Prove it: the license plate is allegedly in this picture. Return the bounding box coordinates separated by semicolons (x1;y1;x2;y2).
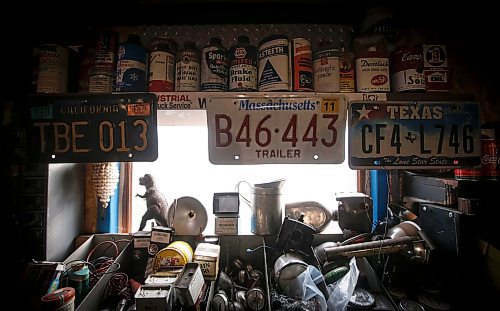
348;101;481;169
207;95;347;164
28;93;158;163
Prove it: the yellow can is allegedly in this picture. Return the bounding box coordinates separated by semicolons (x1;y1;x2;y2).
152;241;193;273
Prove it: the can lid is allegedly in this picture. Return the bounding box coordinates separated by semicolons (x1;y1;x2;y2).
259;35;288;46
41;287;75;307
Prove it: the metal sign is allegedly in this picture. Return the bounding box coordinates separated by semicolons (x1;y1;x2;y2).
348;101;481;169
206;95;347;164
28;93;158;163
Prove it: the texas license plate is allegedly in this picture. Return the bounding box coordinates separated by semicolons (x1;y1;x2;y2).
348;101;481;169
207;95;347;164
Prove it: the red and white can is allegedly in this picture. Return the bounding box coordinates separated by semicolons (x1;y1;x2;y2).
455;129;499;180
291;38;313;91
149;37;177;92
391;46;425;92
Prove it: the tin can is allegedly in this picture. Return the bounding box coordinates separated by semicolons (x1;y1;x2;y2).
291;38;313;91
41;287;75;311
67;264;90;305
314;47;340;92
194;243;220;281
77;47;95;92
152;241;193;273
176;41;201;91
258;35;289;91
149;37;177;92
356;48;390;92
340;48;355;92
94;30;118;72
423;45;450;92
201;37;228;91
37;44;69;93
88;67;114;93
116;34;148;92
455;129;499;180
391;46;425;92
229;36;258;91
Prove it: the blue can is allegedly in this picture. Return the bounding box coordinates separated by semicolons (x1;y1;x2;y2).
116;34;148;92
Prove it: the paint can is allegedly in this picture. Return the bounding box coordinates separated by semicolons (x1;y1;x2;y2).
291;38;313;91
176;41;201;91
314;44;340;92
258;35;289;91
41;287;75;311
391;46;425;92
149;37;177;92
37;44;69;93
229;35;258;91
116;34;148;92
201;37;228;91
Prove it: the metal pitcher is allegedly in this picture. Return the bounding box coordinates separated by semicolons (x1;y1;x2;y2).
238;180;284;235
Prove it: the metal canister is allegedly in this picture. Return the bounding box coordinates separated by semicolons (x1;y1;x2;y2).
314;45;340;92
455;129;499;180
291;38;313;91
176;41;201;91
258;35;289;91
67;264;90;305
340;46;355;92
201;37;228;91
37;44;69;93
273;253;308;298
229;35;258;91
94;30;118;72
116;34;148;92
149;37;177;92
88;67;114;93
152;241;193;273
391;46;425;92
41;287;75;311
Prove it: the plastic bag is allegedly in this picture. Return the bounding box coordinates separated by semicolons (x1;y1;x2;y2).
298;265;328;311
326;257;360;311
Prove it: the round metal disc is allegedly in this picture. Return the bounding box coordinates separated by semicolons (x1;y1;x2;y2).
168;196;208;235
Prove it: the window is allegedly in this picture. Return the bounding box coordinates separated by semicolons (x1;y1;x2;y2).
131;111;357;233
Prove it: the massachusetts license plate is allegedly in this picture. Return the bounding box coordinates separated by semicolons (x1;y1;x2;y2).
207;95;347;164
348;101;481;169
28;93;158;163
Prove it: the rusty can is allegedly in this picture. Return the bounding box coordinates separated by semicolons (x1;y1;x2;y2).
291;38;313;91
391;46;425;92
37;44;70;93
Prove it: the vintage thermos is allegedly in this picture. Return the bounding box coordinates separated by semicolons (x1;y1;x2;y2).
116;34;148;92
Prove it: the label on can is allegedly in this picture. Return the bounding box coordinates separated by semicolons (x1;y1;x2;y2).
314;49;340;92
37;44;69;93
116;43;147;92
201;46;228;91
229;47;258;91
215;217;238;235
391;46;425;92
176;52;200;91
340;51;355;92
292;38;313;91
89;70;114;93
356;55;390;92
94;31;118;72
149;50;176;91
423;45;450;92
258;36;289;91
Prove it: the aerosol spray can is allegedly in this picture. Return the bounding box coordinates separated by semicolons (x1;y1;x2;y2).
149;37;177;92
116;34;148;92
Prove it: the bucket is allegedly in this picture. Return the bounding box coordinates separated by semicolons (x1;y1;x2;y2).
238;181;284;235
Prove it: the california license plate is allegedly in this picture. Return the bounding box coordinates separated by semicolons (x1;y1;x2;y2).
207;94;347;164
348;101;481;169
